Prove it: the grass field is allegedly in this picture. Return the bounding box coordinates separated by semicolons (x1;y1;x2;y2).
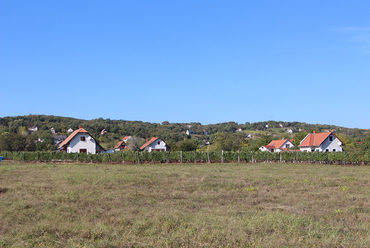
1;161;370;247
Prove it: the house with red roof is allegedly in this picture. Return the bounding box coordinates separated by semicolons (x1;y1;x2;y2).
114;140;127;151
122;136;132;143
259;139;294;153
58;126;105;154
299;131;343;152
140;137;167;152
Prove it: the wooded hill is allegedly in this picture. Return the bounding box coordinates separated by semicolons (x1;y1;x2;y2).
0;115;369;152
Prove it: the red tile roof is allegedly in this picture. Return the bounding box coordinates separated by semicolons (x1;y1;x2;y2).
265;139;290;149
58;127;88;149
140;137;160;150
122;136;130;140
58;127;105;151
299;131;339;147
114;140;127;149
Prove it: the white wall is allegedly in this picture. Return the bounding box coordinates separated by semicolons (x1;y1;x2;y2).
144;139;167;152
320;135;343;152
67;133;97;154
300;135;343;152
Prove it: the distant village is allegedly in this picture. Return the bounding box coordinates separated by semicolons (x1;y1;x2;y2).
28;124;345;155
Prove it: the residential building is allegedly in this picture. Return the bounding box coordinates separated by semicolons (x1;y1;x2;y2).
58;126;105;154
122;136;132;143
259;139;294;153
114;140;127;151
140;137;167;152
299;131;343;152
186;130;195;135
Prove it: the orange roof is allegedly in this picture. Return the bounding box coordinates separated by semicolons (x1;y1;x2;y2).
265;139;290;149
140;137;160;150
122;136;130;140
58;128;88;149
114;140;126;149
299;131;337;147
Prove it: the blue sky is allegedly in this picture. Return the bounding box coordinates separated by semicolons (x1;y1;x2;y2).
1;1;369;129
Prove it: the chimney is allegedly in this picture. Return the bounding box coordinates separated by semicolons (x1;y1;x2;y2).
313;131;317;134
147;138;149;142
79;125;83;129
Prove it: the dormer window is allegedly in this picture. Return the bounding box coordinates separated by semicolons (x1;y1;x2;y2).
81;136;86;141
329;136;333;142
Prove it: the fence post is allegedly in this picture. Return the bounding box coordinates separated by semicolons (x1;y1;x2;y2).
238;150;240;163
194;151;196;164
344;151;346;165
296;152;298;163
280;153;282;163
23;151;25;162
180;151;183;163
137;151;140;164
76;153;78;163
122;152;125;164
251;152;254;163
166;151;169;163
207;150;210;164
221;150;224;163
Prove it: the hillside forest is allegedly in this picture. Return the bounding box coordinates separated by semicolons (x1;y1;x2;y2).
0;115;369;152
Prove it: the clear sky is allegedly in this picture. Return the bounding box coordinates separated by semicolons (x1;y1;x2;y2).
1;1;369;128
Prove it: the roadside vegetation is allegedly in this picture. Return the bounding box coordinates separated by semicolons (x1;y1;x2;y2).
1;162;370;247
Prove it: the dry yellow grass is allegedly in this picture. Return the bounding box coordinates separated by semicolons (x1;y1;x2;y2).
0;162;370;247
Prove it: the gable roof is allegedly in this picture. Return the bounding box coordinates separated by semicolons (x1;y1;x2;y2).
58;127;105;151
114;140;127;149
264;139;290;149
140;137;163;150
299;131;340;147
122;136;131;140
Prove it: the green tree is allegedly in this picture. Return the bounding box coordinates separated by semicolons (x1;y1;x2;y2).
177;139;198;151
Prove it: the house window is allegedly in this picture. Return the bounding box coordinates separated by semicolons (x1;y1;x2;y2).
286;144;290;148
79;149;87;154
326;149;329;152
329;136;333;142
332;149;336;152
81;136;86;141
158;141;160;145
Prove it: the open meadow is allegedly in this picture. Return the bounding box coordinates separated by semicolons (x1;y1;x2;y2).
1;161;370;247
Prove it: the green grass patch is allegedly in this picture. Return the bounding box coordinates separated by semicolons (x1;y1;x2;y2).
1;162;370;247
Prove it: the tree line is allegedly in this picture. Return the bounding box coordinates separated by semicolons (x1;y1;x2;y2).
0;115;369;152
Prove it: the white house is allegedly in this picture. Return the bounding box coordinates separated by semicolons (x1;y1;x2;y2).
114;140;127;151
287;129;293;134
140;137;167;152
67;128;73;133
122;136;132;143
299;131;343;152
259;139;294;153
236;128;242;132
186;130;195;135
58;126;105;154
28;126;38;132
